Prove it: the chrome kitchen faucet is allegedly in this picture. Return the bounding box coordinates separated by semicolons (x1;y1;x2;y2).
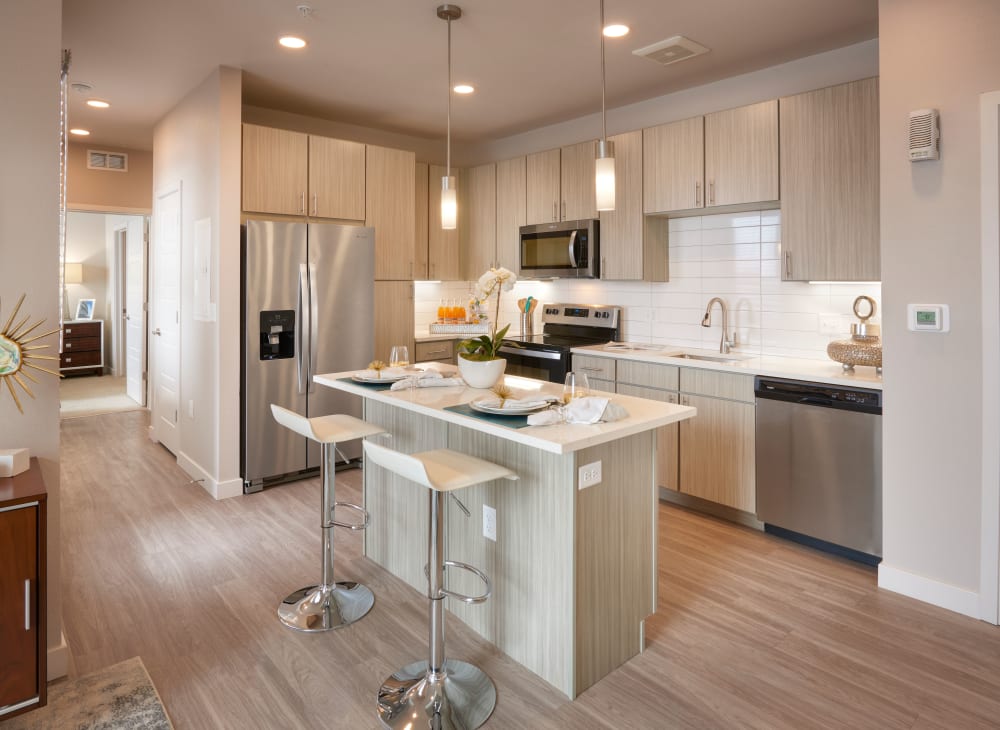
702;297;734;354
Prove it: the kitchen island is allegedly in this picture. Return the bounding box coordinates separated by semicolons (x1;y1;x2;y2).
315;370;695;699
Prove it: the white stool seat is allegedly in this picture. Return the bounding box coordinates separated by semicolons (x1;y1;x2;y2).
363;441;517;492
271;404;386;444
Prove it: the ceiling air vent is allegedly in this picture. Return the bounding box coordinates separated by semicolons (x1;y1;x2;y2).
633;35;710;66
87;150;128;172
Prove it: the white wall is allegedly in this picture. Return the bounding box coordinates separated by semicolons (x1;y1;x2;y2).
878;0;1000;617
415;210;882;362
0;0;66;678
152;66;243;499
65;211;110;332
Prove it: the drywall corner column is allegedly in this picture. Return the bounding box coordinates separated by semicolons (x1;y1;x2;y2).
0;0;66;678
878;0;1000;617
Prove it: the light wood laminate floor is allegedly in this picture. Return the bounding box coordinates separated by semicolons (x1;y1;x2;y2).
55;411;1000;729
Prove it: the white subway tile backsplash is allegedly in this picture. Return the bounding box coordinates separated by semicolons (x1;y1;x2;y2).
412;210;881;361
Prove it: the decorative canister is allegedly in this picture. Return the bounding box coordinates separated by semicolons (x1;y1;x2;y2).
826;295;883;373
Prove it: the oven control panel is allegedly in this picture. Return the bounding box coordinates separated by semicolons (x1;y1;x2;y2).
541;303;621;329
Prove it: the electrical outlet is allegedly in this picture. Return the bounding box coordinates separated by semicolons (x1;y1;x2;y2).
483;504;497;541
818;314;844;336
578;460;602;490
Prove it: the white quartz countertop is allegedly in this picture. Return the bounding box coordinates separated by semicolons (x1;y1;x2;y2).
314;368;696;455
571;344;883;390
414;332;458;343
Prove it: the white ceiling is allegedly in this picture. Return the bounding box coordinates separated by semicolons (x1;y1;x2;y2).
62;0;877;151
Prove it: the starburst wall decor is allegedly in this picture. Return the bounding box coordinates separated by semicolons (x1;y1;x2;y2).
0;294;61;414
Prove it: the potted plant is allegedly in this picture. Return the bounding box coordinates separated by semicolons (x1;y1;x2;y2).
457;267;517;388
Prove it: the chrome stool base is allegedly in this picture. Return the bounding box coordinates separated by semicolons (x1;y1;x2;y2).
277;581;375;632
376;659;496;730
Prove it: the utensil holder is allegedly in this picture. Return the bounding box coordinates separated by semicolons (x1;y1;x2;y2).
520;312;533;337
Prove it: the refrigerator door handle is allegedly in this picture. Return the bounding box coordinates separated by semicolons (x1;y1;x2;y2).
308;262;319;393
297;263;308;395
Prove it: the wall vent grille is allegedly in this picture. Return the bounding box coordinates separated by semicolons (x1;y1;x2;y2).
87;150;129;172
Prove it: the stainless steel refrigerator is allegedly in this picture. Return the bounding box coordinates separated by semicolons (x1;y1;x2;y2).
241;219;374;493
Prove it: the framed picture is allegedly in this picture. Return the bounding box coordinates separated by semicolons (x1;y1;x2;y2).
75;299;96;321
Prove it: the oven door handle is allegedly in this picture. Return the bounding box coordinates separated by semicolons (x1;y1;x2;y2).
498;345;564;361
567;230;579;268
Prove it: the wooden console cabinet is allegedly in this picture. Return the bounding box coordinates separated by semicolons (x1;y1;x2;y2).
61;320;104;376
0;458;47;719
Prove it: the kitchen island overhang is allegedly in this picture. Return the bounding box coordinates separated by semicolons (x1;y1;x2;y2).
315;370;696;699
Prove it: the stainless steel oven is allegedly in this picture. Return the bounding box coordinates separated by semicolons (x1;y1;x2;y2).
499;303;621;383
519;219;599;279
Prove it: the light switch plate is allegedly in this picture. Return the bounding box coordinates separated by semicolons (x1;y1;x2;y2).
483;504;497;541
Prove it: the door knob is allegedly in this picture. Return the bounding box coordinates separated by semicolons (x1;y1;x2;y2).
152;328;162;336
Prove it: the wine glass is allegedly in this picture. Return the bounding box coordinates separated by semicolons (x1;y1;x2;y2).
389;345;409;368
562;372;590;403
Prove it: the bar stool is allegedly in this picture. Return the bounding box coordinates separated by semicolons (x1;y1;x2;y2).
270;404;387;632
363;440;518;730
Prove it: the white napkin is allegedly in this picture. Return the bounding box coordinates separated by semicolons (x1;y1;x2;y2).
526;396;629;426
357;367;409;379
390;372;465;390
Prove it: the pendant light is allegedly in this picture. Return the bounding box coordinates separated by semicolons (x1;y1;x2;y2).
438;4;461;230
595;0;616;211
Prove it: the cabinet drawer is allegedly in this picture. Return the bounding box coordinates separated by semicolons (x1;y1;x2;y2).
62;336;100;352
617;360;679;391
572;354;615;380
63;322;100;338
588;377;616;394
414;340;455;362
60;351;101;368
679;368;754;403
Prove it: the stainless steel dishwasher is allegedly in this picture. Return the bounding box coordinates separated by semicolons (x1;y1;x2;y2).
755;376;882;563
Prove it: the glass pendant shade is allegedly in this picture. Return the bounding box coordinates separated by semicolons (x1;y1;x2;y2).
441;175;457;230
595;140;616;211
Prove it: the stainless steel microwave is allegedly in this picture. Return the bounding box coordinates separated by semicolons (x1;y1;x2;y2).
518;219;599;279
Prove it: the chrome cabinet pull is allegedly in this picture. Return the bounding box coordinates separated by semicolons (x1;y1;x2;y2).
299;192;305;214
24;579;30;630
709;180;715;205
601;256;606;280
312;192;318;216
561;200;566;220
552;202;557;221
695;181;701;206
784;250;792;278
66;342;72;349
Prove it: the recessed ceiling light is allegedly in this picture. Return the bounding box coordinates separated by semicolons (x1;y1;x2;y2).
86;99;110;109
603;24;630;38
279;36;307;49
70;128;90;136
453;84;475;94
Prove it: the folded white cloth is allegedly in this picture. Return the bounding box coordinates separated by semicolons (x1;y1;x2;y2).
390;374;465;390
526;396;629;426
356;366;409;379
473;397;552;410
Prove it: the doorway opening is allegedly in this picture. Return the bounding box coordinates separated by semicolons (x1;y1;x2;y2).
60;210;148;419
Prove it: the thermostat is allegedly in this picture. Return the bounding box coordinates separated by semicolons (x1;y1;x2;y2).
907;303;949;332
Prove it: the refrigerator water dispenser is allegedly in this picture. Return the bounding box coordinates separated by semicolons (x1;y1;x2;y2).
260;310;295;360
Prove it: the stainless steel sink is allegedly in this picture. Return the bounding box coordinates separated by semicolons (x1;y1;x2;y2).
668;352;752;363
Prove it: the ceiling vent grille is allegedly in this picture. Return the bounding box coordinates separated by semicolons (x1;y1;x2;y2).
87;150;128;172
633;35;710;66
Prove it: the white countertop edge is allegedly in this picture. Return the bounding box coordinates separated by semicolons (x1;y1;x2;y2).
571;345;883;390
314;370;696;455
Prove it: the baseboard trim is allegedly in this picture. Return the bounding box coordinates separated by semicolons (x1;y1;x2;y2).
878;563;981;619
47;631;69;680
177;451;242;500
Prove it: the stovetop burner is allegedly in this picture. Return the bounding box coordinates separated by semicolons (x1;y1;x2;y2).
502;303;623;352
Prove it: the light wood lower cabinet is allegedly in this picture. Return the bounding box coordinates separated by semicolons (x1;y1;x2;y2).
678;394;755;513
616;383;679;492
414;339;455;365
374;281;414;363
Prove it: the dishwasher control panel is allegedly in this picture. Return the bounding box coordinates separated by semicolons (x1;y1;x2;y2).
755;377;882;413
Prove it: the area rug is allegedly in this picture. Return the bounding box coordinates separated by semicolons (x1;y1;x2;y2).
4;656;173;729
60;375;145;419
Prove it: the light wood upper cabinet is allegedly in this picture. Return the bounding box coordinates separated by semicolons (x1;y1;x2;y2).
495;156;526;271
780;78;880;281
599;130;668;281
462;162;496;279
374;281;414;362
308;136;365;219
643;117;704;214
414;162;429;280
242;124;308;215
526;149;561;224
427;165;461;280
704;100;778;207
367;144;416;280
560;140;598;221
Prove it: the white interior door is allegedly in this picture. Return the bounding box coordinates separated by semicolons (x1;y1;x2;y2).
125;218;147;405
151;185;181;454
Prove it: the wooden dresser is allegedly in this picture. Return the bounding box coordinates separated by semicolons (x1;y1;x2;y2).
0;458;47;720
61;320;104;376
